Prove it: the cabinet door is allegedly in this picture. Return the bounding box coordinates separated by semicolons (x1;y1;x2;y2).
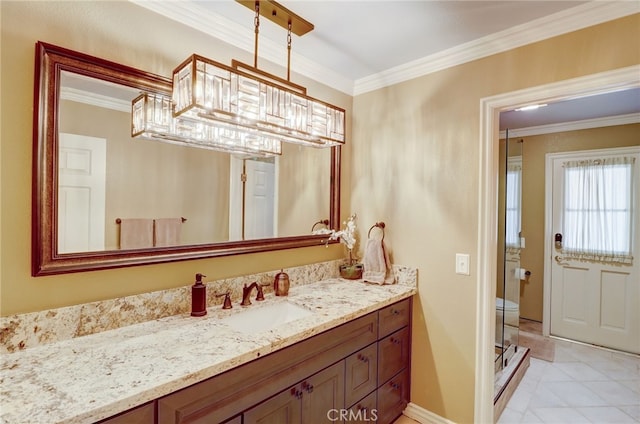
378;327;409;384
345;343;377;407
244;387;302;424
301;361;345;424
376;369;408;424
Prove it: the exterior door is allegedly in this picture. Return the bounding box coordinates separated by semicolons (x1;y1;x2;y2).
549;147;639;354
57;133;106;253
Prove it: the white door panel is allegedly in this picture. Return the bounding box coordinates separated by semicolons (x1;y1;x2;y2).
549;147;639;354
229;156;277;240
58;133;106;253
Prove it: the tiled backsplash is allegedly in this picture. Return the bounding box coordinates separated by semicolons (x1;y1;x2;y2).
1;260;417;353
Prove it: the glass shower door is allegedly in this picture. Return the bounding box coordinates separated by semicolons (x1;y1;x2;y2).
496;131;522;372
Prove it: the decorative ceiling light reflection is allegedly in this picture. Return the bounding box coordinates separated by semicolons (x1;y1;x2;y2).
132;92;282;155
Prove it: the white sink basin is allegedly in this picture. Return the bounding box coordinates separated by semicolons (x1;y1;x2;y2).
221;301;314;333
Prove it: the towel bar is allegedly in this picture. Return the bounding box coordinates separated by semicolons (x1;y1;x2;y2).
367;222;385;241
311;219;330;232
116;217;187;224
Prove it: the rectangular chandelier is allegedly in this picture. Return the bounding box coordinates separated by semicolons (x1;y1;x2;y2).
172;55;345;148
131;92;282;156
131;0;345;155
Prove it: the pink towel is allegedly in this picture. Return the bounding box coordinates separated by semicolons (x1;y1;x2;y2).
362;238;395;285
154;218;182;247
119;219;153;249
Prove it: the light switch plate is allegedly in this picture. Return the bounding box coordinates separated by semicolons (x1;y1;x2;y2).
456;253;470;275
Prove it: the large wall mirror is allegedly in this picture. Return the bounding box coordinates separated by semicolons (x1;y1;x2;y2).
32;42;340;276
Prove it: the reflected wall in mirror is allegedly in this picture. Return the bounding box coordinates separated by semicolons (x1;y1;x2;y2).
33;42;340;276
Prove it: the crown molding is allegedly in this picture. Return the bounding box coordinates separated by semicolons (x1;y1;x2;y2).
499;113;640;138
60;87;130;113
129;0;353;94
130;1;638;96
354;1;640;95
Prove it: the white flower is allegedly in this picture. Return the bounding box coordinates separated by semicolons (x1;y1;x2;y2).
327;214;357;250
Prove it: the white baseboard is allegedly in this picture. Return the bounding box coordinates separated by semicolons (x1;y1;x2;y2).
403;402;456;424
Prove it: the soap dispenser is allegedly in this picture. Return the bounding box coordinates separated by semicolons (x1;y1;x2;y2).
274;269;290;296
191;273;207;317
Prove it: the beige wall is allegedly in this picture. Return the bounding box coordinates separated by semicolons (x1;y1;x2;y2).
351;15;639;423
519;123;640;321
1;2;639;423
0;1;350;315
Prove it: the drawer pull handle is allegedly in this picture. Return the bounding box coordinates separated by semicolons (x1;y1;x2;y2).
357;353;369;363
390;382;401;391
391;309;400;315
302;381;314;393
390;337;402;345
291;388;303;399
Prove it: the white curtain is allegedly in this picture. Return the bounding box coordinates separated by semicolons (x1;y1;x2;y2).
505;159;522;253
562;156;635;265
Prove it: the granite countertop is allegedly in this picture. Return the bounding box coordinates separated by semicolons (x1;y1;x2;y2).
0;279;416;424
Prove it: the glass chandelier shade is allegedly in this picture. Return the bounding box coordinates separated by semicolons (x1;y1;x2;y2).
131;92;282;156
172;54;346;148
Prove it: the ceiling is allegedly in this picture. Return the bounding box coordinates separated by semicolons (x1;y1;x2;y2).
133;1;640;130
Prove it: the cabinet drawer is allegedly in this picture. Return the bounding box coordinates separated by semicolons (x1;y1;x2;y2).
377;327;409;384
345;343;378;407
376;369;409;424
345;390;377;424
378;298;411;338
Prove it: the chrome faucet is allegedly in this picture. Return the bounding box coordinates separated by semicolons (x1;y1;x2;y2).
241;282;267;306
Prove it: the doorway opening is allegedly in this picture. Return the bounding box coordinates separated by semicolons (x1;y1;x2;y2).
476;64;640;423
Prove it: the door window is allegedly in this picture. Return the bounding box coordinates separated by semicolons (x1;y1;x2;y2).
562;156;635;264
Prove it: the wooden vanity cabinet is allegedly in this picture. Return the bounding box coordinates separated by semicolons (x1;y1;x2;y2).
157;312;377;424
99;297;412;424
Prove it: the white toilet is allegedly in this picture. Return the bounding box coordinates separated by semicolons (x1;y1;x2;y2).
496;297;519;327
495;297;519;346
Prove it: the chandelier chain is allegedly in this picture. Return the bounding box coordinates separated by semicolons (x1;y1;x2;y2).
287;22;292;81
253;1;260;68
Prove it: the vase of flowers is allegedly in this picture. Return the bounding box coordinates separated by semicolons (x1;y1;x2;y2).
322;214;363;280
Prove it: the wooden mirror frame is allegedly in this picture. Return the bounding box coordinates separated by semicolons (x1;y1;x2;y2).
32;42;340;276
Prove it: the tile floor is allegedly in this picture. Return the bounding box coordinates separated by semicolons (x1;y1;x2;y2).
498;336;640;423
394;320;639;424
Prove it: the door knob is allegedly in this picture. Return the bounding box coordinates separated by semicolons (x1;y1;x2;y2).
554;255;569;266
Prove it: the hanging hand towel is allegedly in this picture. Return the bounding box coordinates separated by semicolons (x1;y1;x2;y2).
362;238;396;285
119;218;154;249
154;218;183;247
